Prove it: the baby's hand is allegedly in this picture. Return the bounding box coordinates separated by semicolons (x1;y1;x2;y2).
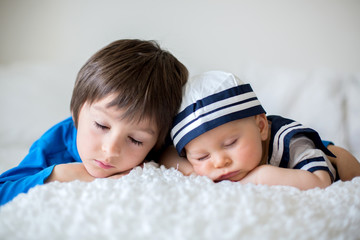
237;165;265;185
107;161;160;179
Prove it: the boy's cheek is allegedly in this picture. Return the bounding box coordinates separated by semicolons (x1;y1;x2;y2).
77;132;100;158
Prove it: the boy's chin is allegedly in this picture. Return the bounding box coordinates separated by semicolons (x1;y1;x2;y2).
84;165;111;178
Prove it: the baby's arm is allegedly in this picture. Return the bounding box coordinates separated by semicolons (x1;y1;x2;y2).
159;146;195;176
326;145;360;181
239;165;331;190
240;135;334;189
159;147;332;189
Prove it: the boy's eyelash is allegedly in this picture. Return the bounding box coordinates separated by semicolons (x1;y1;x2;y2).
94;122;143;146
129;137;143;146
94;122;108;130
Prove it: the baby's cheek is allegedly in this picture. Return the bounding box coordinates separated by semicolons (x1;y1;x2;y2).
193;163;210;177
239;142;262;162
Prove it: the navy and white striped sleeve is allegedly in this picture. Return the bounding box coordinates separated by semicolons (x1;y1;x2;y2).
288;135;336;182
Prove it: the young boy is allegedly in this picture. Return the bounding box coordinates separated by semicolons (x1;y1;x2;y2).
0;39;188;206
161;71;360;190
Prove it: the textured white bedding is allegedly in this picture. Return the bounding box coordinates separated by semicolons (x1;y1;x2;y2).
1;163;360;240
0;64;359;240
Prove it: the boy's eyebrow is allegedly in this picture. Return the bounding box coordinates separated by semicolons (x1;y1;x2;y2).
136;127;156;136
92;105;156;136
92;105;113;117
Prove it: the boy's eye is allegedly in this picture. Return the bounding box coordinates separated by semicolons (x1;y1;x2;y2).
94;122;109;130
129;137;143;146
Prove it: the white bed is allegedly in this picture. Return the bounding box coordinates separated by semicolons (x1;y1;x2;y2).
0;64;359;240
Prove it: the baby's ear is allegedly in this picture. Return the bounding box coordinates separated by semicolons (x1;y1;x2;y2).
255;114;269;141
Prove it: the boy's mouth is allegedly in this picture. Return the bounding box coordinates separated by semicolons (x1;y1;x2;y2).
94;160;114;169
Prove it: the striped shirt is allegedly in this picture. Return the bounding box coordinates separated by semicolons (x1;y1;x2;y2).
267;115;336;181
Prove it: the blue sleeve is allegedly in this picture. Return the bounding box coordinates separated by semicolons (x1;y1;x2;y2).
0;117;79;206
322;140;334;148
0;142;56;206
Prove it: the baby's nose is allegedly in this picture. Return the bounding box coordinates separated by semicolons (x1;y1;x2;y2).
213;155;232;168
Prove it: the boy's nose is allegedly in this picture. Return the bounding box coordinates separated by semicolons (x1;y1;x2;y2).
102;137;121;157
213;154;232;168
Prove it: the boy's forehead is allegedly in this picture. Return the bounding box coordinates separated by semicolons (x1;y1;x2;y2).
90;95;158;132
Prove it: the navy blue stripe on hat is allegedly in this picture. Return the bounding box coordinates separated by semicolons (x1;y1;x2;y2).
172;85;260;139
173;84;255;127
172;96;260;142
174;105;266;154
171;83;266;155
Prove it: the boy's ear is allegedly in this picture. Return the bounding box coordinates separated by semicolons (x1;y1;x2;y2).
255;113;269;141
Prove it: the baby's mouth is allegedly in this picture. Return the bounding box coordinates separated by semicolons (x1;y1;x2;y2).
215;170;240;182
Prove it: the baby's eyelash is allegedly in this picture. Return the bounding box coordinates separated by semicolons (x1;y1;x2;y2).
197;155;209;161
129;137;143;146
225;139;237;147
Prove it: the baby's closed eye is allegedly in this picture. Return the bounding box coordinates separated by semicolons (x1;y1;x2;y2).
223;138;238;147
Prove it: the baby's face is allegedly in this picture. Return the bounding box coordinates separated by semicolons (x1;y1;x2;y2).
75;94;159;178
185;115;268;182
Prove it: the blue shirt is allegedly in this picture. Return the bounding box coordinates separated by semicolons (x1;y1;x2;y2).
0;117;81;206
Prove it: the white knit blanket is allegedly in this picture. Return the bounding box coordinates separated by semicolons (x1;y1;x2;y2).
0;163;359;240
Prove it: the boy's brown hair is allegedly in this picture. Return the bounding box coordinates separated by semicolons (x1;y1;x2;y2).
70;39;188;153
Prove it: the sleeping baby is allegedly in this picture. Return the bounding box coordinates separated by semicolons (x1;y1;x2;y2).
160;71;360;189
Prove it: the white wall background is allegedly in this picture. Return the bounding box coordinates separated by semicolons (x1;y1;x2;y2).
1;0;359;74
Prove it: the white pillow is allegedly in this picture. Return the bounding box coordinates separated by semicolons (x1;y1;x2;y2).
241;68;350;153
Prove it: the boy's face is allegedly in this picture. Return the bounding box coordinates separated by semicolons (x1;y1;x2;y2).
75;94;159;178
184;114;268;182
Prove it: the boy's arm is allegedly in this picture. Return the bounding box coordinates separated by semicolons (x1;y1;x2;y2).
159;146;195;176
45;163;95;183
239;165;331;190
0;149;91;206
0;164;55;206
47;163;134;181
0;143;92;206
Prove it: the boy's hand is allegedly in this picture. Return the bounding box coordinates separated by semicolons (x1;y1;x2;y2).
45;163;95;183
107;169;132;179
159;146;195;176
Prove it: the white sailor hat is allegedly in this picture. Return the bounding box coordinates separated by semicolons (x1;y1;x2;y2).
171;71;266;155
